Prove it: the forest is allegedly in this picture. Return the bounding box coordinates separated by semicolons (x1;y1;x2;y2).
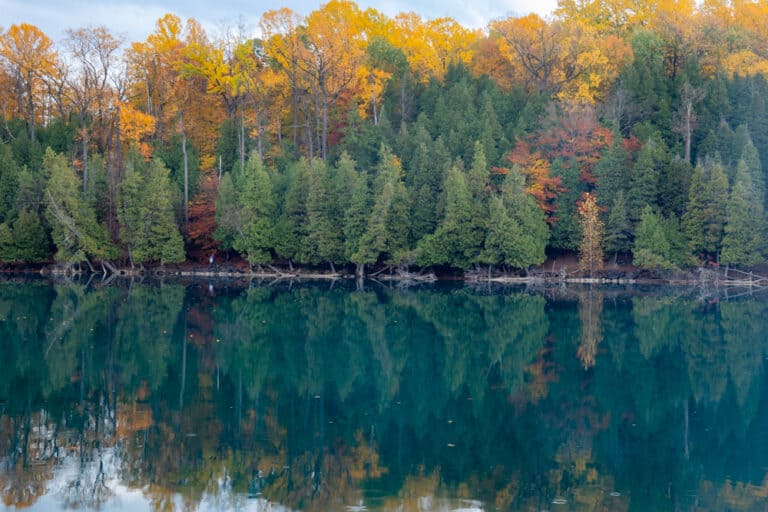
1;0;768;275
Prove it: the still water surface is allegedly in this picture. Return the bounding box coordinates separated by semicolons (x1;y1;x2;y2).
1;280;767;511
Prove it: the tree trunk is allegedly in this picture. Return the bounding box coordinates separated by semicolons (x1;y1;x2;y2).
684;100;692;164
321;91;328;160
26;71;35;140
329;261;336;274
257;112;264;158
182;127;189;228
239;113;246;171
82;122;89;193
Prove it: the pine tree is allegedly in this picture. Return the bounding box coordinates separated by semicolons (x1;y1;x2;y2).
633;206;674;269
236;154;276;267
307;158;344;270
721;160;765;267
629;138;665;223
478;195;521;272
214;172;241;252
501;169;548;268
44;149;115;267
682;157;729;258
274;159;311;265
118;158;184;266
550;158;584;250
344;170;371;275
467;142;490;265
417;165;474;269
605;191;632;256
594;135;629;210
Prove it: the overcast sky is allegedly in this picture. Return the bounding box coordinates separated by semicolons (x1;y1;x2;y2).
4;0;557;44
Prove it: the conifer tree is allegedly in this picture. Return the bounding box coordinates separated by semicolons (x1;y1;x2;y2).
629;138;665;222
594;135;629;210
418;165;474;269
44;149;115;267
118;158;184;266
633;206;674;269
721;160;765;267
235;154;276;267
274;159;311;266
682;157;729;258
605;191;632;257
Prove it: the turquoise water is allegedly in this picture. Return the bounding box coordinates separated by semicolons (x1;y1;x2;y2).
1;280;767;511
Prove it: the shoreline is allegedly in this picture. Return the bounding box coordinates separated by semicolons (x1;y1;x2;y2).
1;263;765;288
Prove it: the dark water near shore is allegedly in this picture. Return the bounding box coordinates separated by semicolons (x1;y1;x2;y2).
1;280;768;511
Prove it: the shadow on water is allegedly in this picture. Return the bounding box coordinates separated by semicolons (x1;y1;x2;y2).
1;280;768;510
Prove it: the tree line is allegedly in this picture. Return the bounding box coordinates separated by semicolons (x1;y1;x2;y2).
2;0;768;273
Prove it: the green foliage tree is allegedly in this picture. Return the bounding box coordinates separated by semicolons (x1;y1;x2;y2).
605;191;632;257
118;158;185;266
682;157;729;258
721;160;765;267
274;159;311;266
417;165;474;269
629;138;665;222
307;158;344;270
633;206;675;269
44;149;115;267
594;135;629;210
235;154;277;267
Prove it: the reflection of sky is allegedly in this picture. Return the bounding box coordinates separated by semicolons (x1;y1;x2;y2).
10;444;488;511
4;0;558;44
15;446;296;512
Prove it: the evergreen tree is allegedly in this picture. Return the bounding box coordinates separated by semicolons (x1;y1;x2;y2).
0;208;49;262
0;143;20;222
605;191;633;256
721;160;765;267
550;158;584;250
629;138;665;222
682;157;729;258
235;154;276;267
594;135;629;210
478;195;521;273
44;149;115;266
274;159;311;265
214;172;241;252
659;156;693;217
633;206;674;269
467;142;491;265
307;158;344;270
501;168;548;268
739;131;765;208
118;158;185;265
353;146;410;267
417;165;474;269
345;170;371;273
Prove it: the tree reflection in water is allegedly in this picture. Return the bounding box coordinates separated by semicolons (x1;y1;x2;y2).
0;281;768;510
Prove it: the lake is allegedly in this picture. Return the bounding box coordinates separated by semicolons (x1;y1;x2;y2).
1;280;767;511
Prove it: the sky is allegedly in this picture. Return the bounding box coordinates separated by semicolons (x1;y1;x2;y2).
4;0;558;44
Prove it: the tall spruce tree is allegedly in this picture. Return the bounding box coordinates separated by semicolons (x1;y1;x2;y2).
682;157;729;258
417;165;474;269
235;154;276;267
721;160;765;267
118;158;184;266
45;149;115;267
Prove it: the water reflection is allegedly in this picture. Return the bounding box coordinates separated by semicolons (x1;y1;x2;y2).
0;281;767;510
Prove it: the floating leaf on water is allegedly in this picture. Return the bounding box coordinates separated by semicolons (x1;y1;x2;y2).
609;492;621;497
552;498;567;505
